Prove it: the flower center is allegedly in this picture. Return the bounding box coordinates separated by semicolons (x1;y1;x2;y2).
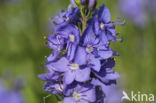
57;47;61;51
70;63;79;70
69;34;75;42
49;42;53;47
73;92;81;101
86;45;93;53
56;84;63;92
66;17;69;21
100;22;105;30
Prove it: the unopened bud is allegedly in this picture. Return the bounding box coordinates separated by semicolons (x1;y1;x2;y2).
88;0;96;9
70;0;96;9
70;0;76;6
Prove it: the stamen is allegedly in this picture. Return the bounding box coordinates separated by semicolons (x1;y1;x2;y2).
100;22;105;30
70;63;79;70
86;46;93;53
66;17;69;21
69;34;75;42
73;92;81;101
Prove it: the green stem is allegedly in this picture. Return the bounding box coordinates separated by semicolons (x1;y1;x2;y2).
80;7;88;36
81;17;87;36
58;101;62;103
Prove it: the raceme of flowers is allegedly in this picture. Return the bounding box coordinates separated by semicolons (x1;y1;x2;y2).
39;0;124;103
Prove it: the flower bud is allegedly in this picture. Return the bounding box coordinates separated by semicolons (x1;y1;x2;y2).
70;0;96;9
70;0;76;6
88;0;96;9
81;0;85;5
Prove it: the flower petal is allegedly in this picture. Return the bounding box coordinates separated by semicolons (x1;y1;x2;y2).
93;18;100;34
74;46;87;65
70;0;76;6
107;31;116;42
81;88;96;102
105;71;120;80
98;50;113;59
43;82;62;95
75;68;90;82
83;24;97;45
101;58;115;68
56;24;80;43
107;27;116;36
88;54;101;72
91;79;122;103
63;97;75;103
67;43;77;61
77;100;89;103
98;4;111;23
63;70;75;84
100;30;109;45
47;35;64;50
38;71;61;81
93;68;120;83
47;57;69;72
89;0;96;8
46;51;60;62
38;73;54;81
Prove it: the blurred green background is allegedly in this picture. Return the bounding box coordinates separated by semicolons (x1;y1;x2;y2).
0;0;156;103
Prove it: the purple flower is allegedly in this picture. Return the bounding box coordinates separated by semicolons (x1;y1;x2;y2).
92;79;122;103
38;64;65;95
83;24;114;58
81;24;114;72
0;82;24;103
2;92;24;103
46;34;64;50
38;70;62;82
71;0;96;8
87;54;101;72
43;81;64;95
119;0;147;27
46;24;81;62
55;24;80;61
46;50;61;62
70;0;76;7
93;5;124;45
46;55;90;85
49;4;80;34
45;34;65;61
93;58;120;83
93;4;111;45
63;83;96;103
89;0;96;8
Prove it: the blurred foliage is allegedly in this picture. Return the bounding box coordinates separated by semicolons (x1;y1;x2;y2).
0;0;156;103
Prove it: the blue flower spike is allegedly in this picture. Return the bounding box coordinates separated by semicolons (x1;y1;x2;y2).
39;0;124;103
